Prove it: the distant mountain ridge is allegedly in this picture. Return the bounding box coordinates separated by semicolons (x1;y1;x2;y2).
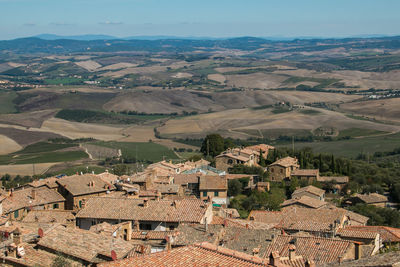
0;35;399;54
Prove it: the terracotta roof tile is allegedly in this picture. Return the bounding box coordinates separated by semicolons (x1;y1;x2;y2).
3;187;65;213
318;176;349;183
270;157;299;168
22;210;75;224
341;226;400;243
291;169;319;176
281;196;327;209
57;174;115;196
37;225;136;263
76;197;210;223
292;186;325;198
199;176;227;190
353;193;388;204
336;228;379;240
98;242;271;267
264;235;353;264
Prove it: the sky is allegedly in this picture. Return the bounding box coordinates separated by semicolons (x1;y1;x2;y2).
1;0;400;40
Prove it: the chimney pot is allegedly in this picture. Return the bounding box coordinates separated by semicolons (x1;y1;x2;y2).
31;189;36;200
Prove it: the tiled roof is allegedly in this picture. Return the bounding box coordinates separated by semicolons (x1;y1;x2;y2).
340;226;400;243
98;172;120;184
153;184;181;194
27;177;59;189
173;224;222;246
225;174;254;180
322;250;400;267
264;235;353;264
291;169;319;177
56;174;115;196
292;186;325;198
353;193;388;204
22;210;75;224
37;225;136;263
281;196;327;209
97;242;271;267
216;152;251;162
199;176;227;190
249;211;284;225
246;144;275;153
131;230;175;240
3;187;65;213
220;227;279;257
211;216;278;230
317;176;349;183
171;174;200;185
76;197;210;223
4;244;81;267
250;207;368;233
270;157;299;168
336;228;379;240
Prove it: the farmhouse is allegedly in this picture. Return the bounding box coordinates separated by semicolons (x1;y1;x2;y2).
349;193;388;208
215;147;258;172
56;174;116;210
268;156;299;181
290;169;320;182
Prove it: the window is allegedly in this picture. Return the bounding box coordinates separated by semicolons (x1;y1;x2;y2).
214;191;219;197
79;200;82;208
271;168;274;173
14;210;19;218
203;191;207;197
91;220;97;226
53;203;59;209
280;169;283;173
227;159;233;164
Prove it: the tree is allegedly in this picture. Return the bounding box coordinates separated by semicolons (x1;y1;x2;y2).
259;149;266;167
51;255;71;267
228;179;243;196
113;164;130;176
200;134;225;157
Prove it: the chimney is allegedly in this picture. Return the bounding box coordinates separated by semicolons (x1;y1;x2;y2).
31;189;36;200
165;235;172;250
269;251;282;267
267;182;270;192
13;228;22;245
252;247;260;256
305;260;316;267
143;199;148;208
288;245;296;260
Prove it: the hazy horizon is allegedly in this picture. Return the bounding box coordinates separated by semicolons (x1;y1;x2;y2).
1;0;400;40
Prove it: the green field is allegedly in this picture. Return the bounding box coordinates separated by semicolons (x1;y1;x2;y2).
93;141;178;163
0;142;88;164
0;142;88;165
338;128;388;138
298;109;321;115
0;91;17;114
284;132;400;158
49;165;106;176
44;77;84;85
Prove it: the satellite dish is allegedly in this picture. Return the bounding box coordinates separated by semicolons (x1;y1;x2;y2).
111;250;117;261
38;228;44;238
